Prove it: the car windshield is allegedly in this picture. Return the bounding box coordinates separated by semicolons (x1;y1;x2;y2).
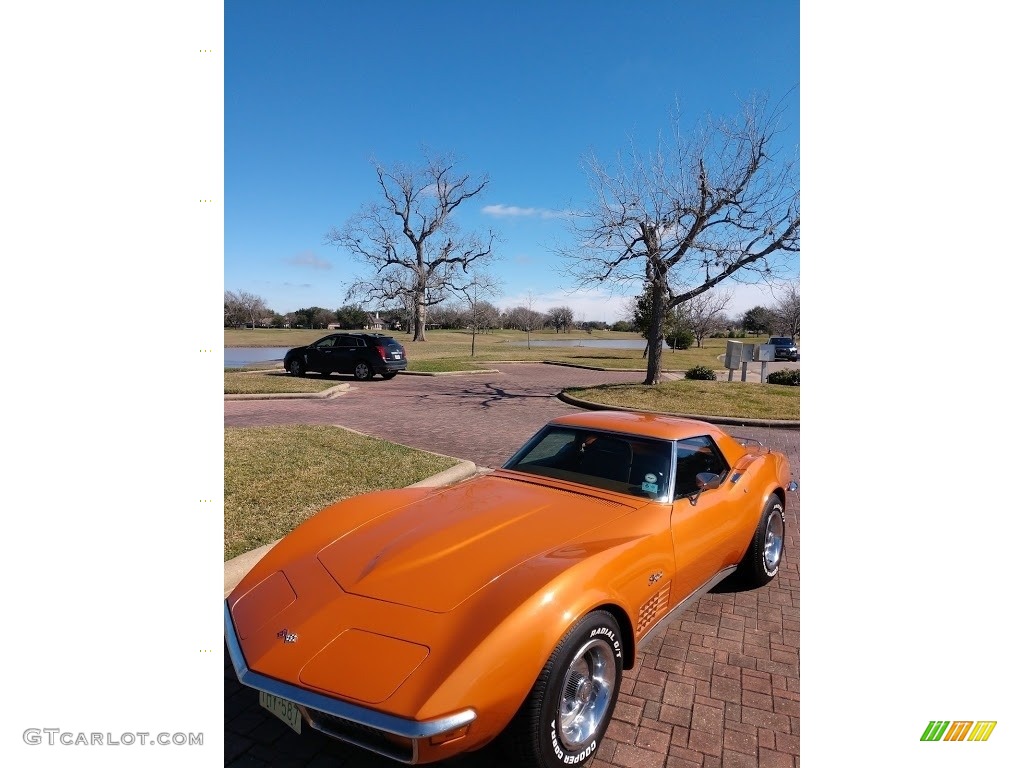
503;426;673;501
769;338;793;345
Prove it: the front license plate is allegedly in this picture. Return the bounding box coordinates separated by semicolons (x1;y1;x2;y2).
259;691;302;734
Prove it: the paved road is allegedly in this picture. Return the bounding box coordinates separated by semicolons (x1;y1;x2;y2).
225;364;800;768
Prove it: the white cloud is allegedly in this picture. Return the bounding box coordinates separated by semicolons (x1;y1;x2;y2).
482;203;567;219
286;249;332;270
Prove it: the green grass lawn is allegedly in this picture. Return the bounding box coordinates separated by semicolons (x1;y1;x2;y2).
224;425;459;560
564;380;800;421
224;370;343;395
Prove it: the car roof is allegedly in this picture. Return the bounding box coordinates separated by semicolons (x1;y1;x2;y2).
548;410;732;442
326;332;395;339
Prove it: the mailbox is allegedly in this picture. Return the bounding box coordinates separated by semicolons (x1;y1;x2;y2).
725;341;756;368
754;344;775;362
725;340;742;369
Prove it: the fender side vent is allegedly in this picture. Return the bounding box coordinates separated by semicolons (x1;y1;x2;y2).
637;585;671;634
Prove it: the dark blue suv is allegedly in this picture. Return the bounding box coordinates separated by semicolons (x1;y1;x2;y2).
768;337;799;361
283;333;408;380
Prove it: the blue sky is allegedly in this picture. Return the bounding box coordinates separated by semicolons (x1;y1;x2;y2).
225;0;800;324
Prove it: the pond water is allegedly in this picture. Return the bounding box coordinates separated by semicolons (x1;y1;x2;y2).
506;338;665;349
225;347;292;368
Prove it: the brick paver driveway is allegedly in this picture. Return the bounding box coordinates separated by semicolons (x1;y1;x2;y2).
225;364;800;768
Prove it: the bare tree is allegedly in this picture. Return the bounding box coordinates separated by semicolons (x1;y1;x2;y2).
546;306;575;334
431;302;466;329
523;291;539;349
225;290;269;329
681;289;732;348
504;300;545;348
326;150;497;342
562;96;799;383
451;272;502;356
770;283;800;338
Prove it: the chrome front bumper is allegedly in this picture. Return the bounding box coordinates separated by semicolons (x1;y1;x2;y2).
223;602;476;763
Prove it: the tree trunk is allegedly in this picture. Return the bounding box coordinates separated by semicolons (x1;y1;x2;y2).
644;279;666;385
413;294;427;341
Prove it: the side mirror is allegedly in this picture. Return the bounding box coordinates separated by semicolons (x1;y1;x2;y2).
688;472;722;506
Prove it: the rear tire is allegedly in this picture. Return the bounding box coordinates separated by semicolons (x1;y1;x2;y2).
353;361;373;381
738;494;785;587
509;611;622;768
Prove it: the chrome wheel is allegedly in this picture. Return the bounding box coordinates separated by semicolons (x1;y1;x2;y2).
762;506;784;573
557;638;615;750
288;359;303;376
353;362;371;380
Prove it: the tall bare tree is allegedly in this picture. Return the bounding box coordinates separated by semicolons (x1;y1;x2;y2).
562;96;799;383
770;283;800;338
326;151;497;341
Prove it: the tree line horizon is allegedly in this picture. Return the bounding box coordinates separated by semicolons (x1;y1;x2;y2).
223;288;799;347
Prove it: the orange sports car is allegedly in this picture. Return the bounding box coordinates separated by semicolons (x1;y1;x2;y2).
225;411;797;767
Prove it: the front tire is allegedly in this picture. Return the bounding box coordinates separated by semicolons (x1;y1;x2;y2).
738;493;785;587
510;611;623;768
287;358;305;376
353;361;373;381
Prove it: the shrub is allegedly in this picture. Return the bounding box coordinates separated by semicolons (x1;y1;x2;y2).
767;368;800;386
666;329;695;349
684;365;717;381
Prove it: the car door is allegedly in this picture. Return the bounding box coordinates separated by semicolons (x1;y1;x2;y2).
332;335;359;373
667;436;749;603
305;336;337;372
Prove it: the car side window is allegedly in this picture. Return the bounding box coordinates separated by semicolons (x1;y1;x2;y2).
335;337;356;349
315;337;335;348
674;436;728;498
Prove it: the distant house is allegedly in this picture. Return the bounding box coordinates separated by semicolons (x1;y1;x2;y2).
366;312;384;331
327;322;341;330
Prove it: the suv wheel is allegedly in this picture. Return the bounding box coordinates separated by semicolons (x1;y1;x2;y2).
353;361;373;381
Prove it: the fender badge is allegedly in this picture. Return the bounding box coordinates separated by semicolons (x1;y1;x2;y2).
648;570;664;586
276;629;298;644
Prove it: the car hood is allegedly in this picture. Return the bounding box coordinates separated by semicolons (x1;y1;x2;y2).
227;473;647;708
315;472;637;613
